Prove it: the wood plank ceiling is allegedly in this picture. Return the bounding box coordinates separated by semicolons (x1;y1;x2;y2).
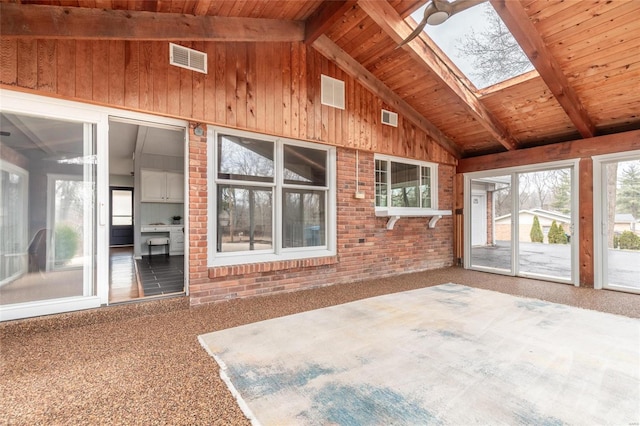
1;0;639;159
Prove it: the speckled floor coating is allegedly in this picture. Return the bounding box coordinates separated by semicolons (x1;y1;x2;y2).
2;267;639;425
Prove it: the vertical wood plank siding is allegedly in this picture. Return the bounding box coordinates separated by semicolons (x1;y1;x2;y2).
0;39;455;165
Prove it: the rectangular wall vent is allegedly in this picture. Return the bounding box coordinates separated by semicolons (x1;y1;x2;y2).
381;109;398;127
169;43;208;74
321;74;345;110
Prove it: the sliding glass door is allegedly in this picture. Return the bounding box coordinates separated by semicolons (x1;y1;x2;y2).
595;154;640;293
517;169;573;281
0;109;99;320
466;162;578;284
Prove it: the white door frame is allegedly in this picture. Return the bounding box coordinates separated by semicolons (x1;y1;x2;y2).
470;191;487;246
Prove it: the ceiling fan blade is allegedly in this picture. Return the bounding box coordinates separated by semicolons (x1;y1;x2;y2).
396;2;436;49
396;0;487;48
432;0;452;10
396;20;427;49
450;0;488;15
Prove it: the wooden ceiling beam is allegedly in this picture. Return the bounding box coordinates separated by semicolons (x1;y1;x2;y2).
305;0;357;45
0;3;304;42
457;129;640;174
312;35;462;159
358;0;519;151
490;0;596;139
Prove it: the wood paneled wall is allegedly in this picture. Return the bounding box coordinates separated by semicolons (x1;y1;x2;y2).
0;39;455;165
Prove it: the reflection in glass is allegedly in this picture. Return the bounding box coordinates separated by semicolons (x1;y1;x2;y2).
375;159;388;207
53;179;87;269
420;166;432;209
470;175;512;271
391;162;419;208
218;135;274;182
284;145;326;186
0;167;27;286
283;190;325;248
217;185;273;252
216;137;331;256
518;169;572;280
605;159;640;290
0;112;95;305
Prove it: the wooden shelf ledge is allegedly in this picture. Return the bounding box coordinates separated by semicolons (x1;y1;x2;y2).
375;209;452;230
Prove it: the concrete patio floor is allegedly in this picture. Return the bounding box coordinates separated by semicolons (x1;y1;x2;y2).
2;267;639;425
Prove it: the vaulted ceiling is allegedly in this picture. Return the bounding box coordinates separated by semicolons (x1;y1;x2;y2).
2;0;639;159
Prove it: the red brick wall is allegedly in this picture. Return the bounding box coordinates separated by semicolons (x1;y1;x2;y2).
188;124;210;290
189;139;454;305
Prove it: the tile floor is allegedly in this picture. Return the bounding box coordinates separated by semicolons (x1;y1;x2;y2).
109;247;184;302
136;254;185;297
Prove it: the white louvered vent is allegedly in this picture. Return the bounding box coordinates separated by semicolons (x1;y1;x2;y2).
381;109;398;127
169;43;208;74
321;74;345;110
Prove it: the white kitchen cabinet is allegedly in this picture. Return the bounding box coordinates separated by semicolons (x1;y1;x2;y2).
165;172;184;203
141;170;184;203
140;170;165;202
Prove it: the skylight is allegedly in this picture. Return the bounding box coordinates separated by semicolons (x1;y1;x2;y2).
410;1;534;90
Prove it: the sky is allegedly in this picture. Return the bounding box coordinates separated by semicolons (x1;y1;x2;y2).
410;2;526;89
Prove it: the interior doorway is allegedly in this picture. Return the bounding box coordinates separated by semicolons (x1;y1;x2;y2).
107;118;186;303
110;187;133;246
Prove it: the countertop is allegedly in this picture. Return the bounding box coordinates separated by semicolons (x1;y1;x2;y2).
141;224;183;232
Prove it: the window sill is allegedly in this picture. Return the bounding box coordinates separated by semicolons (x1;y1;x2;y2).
210;248;334;265
208;253;337;278
375;209;452;230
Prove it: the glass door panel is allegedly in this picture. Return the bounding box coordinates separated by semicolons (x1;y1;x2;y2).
517;169;573;281
470;175;512;272
0;112;96;306
0;164;28;285
603;159;640;292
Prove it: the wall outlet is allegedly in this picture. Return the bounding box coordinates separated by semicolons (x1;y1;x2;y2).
354;191;365;199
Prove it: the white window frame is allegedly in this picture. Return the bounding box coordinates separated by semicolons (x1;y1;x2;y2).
374;154;439;215
208;126;336;266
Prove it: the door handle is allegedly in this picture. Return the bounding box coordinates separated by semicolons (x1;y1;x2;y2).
99;202;106;226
